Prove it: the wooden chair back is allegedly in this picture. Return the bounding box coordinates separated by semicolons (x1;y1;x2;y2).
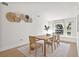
29;36;36;50
56;34;60;41
53;34;56;41
50;33;56;42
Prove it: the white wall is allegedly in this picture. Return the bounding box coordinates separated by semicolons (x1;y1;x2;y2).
76;2;79;56
77;32;79;56
77;15;79;56
0;3;48;51
0;3;2;51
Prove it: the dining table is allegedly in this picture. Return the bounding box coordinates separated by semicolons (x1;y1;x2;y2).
36;35;52;56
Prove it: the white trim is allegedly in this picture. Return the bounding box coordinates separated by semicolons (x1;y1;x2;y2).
0;42;28;52
60;35;77;43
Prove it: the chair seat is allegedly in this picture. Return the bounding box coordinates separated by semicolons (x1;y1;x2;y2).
46;40;53;45
30;43;43;50
37;40;44;44
36;43;43;48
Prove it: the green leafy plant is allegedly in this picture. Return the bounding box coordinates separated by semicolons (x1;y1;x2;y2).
44;25;50;31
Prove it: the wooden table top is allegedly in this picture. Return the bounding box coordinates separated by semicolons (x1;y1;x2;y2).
36;35;52;41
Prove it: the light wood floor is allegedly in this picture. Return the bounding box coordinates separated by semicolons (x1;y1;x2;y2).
67;43;78;57
0;48;25;57
0;42;78;57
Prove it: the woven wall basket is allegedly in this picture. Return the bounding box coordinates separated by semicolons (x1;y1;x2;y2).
6;12;17;22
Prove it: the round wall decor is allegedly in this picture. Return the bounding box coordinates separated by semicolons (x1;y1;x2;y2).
6;12;16;22
6;12;32;23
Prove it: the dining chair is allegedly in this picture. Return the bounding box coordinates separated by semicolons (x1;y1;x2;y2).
53;34;60;50
46;33;60;52
29;36;43;56
45;34;55;52
55;34;60;47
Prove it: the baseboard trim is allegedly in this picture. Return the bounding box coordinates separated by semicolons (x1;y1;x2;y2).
60;40;76;44
0;43;28;52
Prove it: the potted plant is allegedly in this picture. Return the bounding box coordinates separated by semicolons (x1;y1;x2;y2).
44;25;50;36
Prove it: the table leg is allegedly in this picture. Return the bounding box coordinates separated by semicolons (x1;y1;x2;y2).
44;41;46;56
